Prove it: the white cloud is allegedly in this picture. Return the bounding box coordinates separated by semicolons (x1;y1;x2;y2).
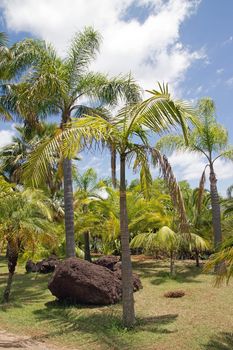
168;150;233;183
0;129;14;148
79;154;111;178
0;0;204;92
226;76;233;88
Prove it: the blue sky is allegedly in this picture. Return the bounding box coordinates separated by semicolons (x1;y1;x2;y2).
0;0;233;195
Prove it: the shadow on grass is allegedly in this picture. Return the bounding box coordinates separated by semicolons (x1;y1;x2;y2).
32;301;178;349
203;332;233;350
133;260;204;285
0;258;51;308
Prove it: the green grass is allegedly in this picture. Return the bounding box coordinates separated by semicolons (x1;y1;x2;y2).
0;256;232;350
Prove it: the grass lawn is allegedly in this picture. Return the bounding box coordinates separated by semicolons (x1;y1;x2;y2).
0;256;232;350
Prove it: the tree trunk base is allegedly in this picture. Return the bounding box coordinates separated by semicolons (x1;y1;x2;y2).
3;272;14;303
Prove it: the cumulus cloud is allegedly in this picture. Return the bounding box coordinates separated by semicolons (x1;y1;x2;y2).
168;150;233;182
0;0;204;92
0;129;14;148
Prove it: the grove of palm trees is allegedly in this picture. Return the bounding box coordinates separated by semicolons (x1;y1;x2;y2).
0;2;232;349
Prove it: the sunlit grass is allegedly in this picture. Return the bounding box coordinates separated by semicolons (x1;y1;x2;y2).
0;256;232;350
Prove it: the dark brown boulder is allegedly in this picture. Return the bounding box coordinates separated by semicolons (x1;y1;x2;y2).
25;256;59;274
95;256;142;292
48;258;122;305
25;260;38;273
40;256;59;273
113;265;142;292
94;255;120;271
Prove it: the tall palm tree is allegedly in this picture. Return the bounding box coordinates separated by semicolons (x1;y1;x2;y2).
9;28;140;257
24;83;193;327
157;98;233;249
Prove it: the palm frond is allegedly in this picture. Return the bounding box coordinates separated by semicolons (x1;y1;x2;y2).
204;236;233;285
66;27;101;90
151;148;189;233
197;167;207;215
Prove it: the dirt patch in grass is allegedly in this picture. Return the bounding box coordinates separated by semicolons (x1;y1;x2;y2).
164;290;185;298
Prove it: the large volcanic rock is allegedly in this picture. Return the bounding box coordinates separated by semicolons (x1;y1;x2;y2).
112;261;142;292
94;255;120;271
26;256;59;274
48;257;142;305
95;256;142;292
25;260;38;273
48;258;122;305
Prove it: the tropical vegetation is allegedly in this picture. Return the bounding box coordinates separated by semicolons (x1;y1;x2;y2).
0;26;232;341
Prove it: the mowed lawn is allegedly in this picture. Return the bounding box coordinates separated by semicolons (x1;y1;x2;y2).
0;256;232;350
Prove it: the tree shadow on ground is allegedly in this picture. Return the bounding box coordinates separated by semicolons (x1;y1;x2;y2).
32;300;178;349
0;266;51;309
133;260;204;285
203;332;233;350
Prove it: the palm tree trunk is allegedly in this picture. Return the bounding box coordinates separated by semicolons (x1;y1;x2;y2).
63;157;76;257
3;242;18;303
170;251;176;277
120;153;135;328
195;249;200;267
110;145;117;188
209;163;222;248
84;231;91;262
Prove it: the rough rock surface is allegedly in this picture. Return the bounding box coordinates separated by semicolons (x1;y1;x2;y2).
48;256;142;305
97;256;142;292
94;255;120;271
25;256;59;274
48;258;122;305
114;269;142;292
25;260;38;273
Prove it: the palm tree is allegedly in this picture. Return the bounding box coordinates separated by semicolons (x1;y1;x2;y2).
74;168;105;261
0;177;54;302
24;83;193;327
131;226;180;276
189;233;209;267
10;28;141;258
0;32;7;47
157;98;233;249
0;32;14;121
0;123;60;187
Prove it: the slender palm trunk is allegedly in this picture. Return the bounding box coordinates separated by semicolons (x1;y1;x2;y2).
61;112;76;258
120;153;135;328
63;157;76;257
84;231;91;262
110;145;117;188
195;249;200;267
170;251;176;277
3;242;18;303
209;163;222;248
